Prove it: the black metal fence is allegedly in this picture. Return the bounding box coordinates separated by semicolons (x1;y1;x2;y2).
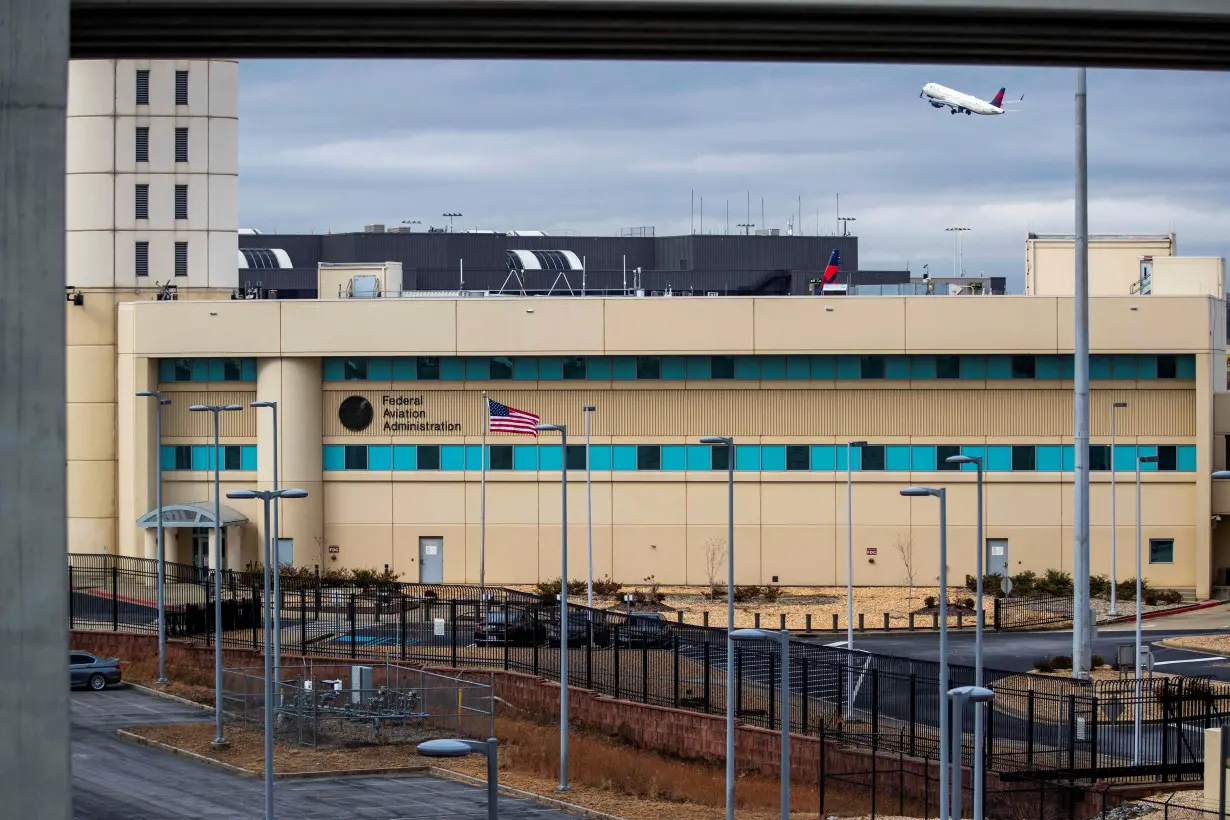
994;595;1075;630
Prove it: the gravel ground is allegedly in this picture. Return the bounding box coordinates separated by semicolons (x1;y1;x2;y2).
1160;634;1230;655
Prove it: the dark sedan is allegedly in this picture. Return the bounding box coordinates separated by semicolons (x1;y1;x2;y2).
70;651;122;691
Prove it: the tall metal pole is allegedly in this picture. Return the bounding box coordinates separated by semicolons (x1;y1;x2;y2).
261;494;274;819
1072;66;1092;680
487;739;500;820
584;407;595;609
212;411;225;744
950;693;963;820
779;630;791;820
271;405;281;681
845;441;864;719
480;394;488;592
558;425;569;791
726;442;735;820
1110;405;1120;616
973;461;985;820
938;489;950;820
1134;454;1143;763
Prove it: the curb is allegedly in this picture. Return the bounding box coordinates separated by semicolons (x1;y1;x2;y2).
1100;599;1225;626
126;681;215;712
117;729;255;778
428;767;626;820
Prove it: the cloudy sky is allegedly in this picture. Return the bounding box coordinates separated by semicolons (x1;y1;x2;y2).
239;60;1230;291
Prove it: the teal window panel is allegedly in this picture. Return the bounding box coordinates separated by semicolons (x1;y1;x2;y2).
985;356;1013;380
1063;446;1075;471
612;357;637;381
368;445;392;471
886;356;911;380
322;358;345;381
463;445;483;471
833;444;862;470
734;356;760;380
612;445;638;471
189;359;208;381
1058;356;1075;379
785;356;811;380
1113;445;1137;471
1177;355;1196;379
465;357;490;380
686;356;711;380
1138;445;1158;471
686;445;711;471
761;445;786;471
241;359;257;381
812;445;836;471
538;357;563;380
158;359;175;382
440;358;465;381
761;356;787;380
513;358;539;380
834;357;860;380
240;445;257;471
589;446;613;471
322;445;345;471
736;446;760;471
192;445;212;471
160;446;176;471
513;445;538;470
441;445;465;471
1137;355;1158;380
1037;445;1063;471
1037;356;1065;380
207;359;227;381
910;356;937;380
886;445;911;471
392;357;416;380
911;446;937;471
960;446;986;471
538;445;562;471
662;356;687;380
366;358;391;381
587;357;613;380
986;446;1012;471
959;356;986;379
1090;356;1113;379
1111;355;1137;380
393;446;416;470
1178;445;1197;471
811;355;837;379
661;445;686;471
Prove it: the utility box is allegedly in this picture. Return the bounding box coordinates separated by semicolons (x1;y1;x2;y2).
350;665;373;705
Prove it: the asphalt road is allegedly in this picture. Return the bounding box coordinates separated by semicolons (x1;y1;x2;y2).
71;687;572;819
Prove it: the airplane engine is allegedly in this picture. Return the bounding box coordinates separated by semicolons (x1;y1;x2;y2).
930;101;944;108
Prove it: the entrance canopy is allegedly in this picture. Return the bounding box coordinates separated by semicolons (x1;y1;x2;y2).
136;502;249;528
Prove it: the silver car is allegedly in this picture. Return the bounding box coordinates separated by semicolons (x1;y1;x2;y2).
70;651;122;691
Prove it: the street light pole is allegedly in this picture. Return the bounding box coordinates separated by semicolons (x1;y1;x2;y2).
1073;66;1093;681
252;401;281;680
583;406;595;609
536;422;569;791
947;686;996;820
846;440;866;719
946;454;984;817
137;391;172;683
190;403;244;747
701;434;736;820
1109;402;1128;616
731;629;791;820
1134;454;1159;762
417;739;501;820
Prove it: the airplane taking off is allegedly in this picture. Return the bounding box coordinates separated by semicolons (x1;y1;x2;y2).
920;82;1022;115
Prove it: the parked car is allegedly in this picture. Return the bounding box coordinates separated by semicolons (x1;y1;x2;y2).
613;612;673;648
545;609;612;648
473;609;546;647
70;651;122;691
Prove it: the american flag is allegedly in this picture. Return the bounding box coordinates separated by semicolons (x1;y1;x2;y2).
487;398;540;436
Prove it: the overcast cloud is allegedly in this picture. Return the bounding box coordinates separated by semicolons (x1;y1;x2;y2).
239;60;1230;290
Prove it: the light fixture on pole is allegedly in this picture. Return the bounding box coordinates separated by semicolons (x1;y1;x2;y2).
189;402;244;748
443;212;462;232
226;487;309;820
136;390;172;684
1133;454;1160;762
845;440;867;719
901;486;948;820
700;434;735;820
945;453;985;817
535;422;570;792
947;685;996;820
583;406;596;609
838;216;856;237
417;739;501;820
945;227;971;277
1109;402;1128;616
250;401;282;684
401;219;421;232
730;629;791;820
737;222;754;236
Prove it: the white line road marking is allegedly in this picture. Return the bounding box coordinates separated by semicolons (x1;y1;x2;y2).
1153;656;1226;666
825;640;848;648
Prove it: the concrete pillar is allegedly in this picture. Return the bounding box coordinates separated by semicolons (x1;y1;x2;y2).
116;353;158;557
0;1;72;817
257;357;324;567
1197;351;1214;599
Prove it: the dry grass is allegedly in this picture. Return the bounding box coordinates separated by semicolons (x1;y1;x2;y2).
1159;634;1230;656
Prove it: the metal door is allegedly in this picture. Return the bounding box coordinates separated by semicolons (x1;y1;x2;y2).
419;536;444;583
987;538;1009;579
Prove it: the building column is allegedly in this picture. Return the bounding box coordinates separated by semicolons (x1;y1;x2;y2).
0;1;72;817
1196;351;1215;599
117;354;158;558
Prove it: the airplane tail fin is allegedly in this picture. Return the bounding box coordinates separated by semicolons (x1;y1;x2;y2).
991;87;1006;108
822;249;840;284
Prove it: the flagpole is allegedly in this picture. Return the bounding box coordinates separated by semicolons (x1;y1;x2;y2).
480;392;488;594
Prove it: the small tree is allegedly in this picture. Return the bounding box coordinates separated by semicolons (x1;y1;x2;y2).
895;533;917;608
703;536;727;598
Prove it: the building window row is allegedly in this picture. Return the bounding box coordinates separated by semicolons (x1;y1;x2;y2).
157;357;257;383
133;182;189;220
134;126;190;163
323;354;1194;383
136;241;189;277
135;69;189;106
323;443;1197;473
159;444;257;472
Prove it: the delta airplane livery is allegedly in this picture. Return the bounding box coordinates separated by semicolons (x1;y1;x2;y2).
920;82;1023;116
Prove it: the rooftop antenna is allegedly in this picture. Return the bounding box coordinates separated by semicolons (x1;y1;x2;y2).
691;189;695;235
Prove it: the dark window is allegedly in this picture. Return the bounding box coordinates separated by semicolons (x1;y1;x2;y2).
417;445;440;470
1157;355;1178;379
343;359;368;380
175;70;189;105
637;445;661;471
711;356;735;380
173;445;192;470
489;357;513;379
1011;445;1036;471
222;445;242;471
860;445;886;471
337;396;374;432
343;445;368;470
1149;539;1174;564
937;445;962;470
1090;445;1111;471
135;127;149;162
565;445;587;470
635;356;661;380
175;127;188;162
562;356;586;380
1157;445;1178;471
786;445;810;471
416;357;440;380
174;184;188;219
711;444;731;471
71;653;95;666
135;241;149;277
174;242;188;276
859;355;885;379
135;184;149;219
489;445;513;470
936;355;961;379
135;70;149;105
172;359;192;381
221;359;243;381
1011;355;1036;379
